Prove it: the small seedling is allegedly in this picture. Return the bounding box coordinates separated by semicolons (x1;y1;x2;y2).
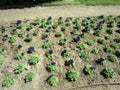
61;25;67;31
40;22;47;28
55;31;63;37
110;43;118;49
46;62;57;72
2;76;16;87
18;31;25;38
106;28;113;34
57;17;63;24
102;68;116;78
61;49;71;57
14;64;25;74
66;70;79;81
32;18;41;25
47;75;59;86
80;52;89;60
24;72;35;83
17;24;23;29
46;17;52;25
77;43;86;50
105;34;111;40
75;23;81;30
71;29;77;35
59;39;67;46
33;29;40;36
9;37;16;43
86;39;94;45
26;24;33;31
42;40;52;49
45;50;54;58
84;64;96;75
52;23;58;29
80;33;88;38
93;30;102;36
25;35;33;42
91;48;99;54
114;36;120;43
28;55;40;65
107;54;118;62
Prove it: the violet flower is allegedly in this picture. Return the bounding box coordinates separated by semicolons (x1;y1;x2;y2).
28;47;35;53
91;66;96;70
18;45;22;49
74;36;80;42
68;59;74;65
16;20;22;25
4;34;8;37
99;57;104;62
51;62;56;65
47;17;52;20
48;50;53;54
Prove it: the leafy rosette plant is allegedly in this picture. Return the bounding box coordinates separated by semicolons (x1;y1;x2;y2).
114;36;120;43
59;39;67;46
77;43;86;50
24;72;36;83
18;31;25;38
57;17;63;25
14;53;26;60
107;54;118;62
80;52;89;60
1;26;8;33
104;46;112;53
33;29;40;36
110;43;118;49
14;64;25;74
32;18;41;25
115;50;120;58
46;16;52;25
46;62;57;72
61;48;71;57
55;31;63;37
2;76;16;87
25;35;33;42
86;39;94;45
105;34;111;40
65;59;75;66
75;23;81;30
97;38;105;44
0;59;4;65
26;24;33;31
52;23;58;29
9;37;16;43
66;70;79;81
91;48;99;54
46;26;53;32
17;24;23;29
61;25;67;32
71;29;77;35
102;68;116;78
93;30;102;36
47;75;59;86
42;40;52;49
84;64;96;75
28;55;41;65
45;50;54;58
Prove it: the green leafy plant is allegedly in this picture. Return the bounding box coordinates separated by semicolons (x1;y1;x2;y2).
57;17;63;25
2;76;16;87
28;55;40;65
80;33;88;38
93;30;102;36
114;36;120;43
2;34;9;41
107;54;118;62
47;75;59;86
77;43;86;50
96;57;106;65
17;24;23;29
0;48;4;55
102;68;116;78
55;31;63;37
61;48;71;57
25;35;33;42
59;39;67;46
80;52;89;60
45;50;54;58
18;31;25;38
97;38;105;44
32;18;41;25
26;24;33;31
33;29;40;36
71;29;77;35
104;47;112;53
61;25;67;31
75;23;81;30
40;22;47;28
91;48;99;54
86;39;94;45
110;43;119;49
106;28;113;34
9;37;16;43
14;53;26;60
105;34;111;40
84;64;96;75
66;70;79;81
14;64;25;74
24;72;35;83
46;27;53;32
42;40;52;49
1;26;8;33
52;23;58;29
46;62;57;72
41;34;48;39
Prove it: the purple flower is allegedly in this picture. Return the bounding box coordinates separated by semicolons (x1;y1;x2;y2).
91;66;96;70
74;36;80;42
4;34;8;37
18;45;22;49
48;50;53;54
99;57;104;62
16;20;22;25
51;62;56;65
28;47;35;53
47;17;52;20
98;15;104;19
48;26;52;29
68;59;74;65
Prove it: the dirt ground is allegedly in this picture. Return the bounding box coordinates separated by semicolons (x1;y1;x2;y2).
0;5;120;25
0;5;120;90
